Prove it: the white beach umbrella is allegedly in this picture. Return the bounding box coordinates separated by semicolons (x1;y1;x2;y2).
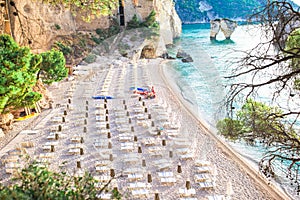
226;181;234;199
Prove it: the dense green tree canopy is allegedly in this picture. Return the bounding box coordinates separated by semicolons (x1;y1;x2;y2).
0;35;68;114
39;0;119;21
38;49;68;85
0;34;42;113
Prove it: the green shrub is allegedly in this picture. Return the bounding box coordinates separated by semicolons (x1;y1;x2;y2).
142;10;156;27
127;14;141;29
92;36;102;44
54;41;72;56
118;42;130;57
0;162;100;199
54;24;61;30
84;53;97;63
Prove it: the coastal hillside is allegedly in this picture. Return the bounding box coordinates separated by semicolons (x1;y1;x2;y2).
174;0;296;23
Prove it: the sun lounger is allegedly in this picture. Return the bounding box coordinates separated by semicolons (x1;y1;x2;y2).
179;198;198;200
42;145;52;152
198;181;216;189
141;137;157;146
165;129;179;136
121;142;135;151
178;188;196;197
195;166;212;173
124;157;140;164
95;104;106;109
47;134;56;140
158;171;174;177
95;160;111;166
96;129;109;134
115;118;128;124
175;148;189;154
160;177;176;185
96;122;107;129
133;107;143;113
136;114;145;120
95;166;109;172
180;153;194;160
158;163;172;170
118;134;133;142
148;146;161;152
96;115;106;122
128;173;144;181
117;126;131;133
194;174;212;182
94;142;108;148
195;160;211;167
95;110;106;115
68;148;81;155
173;140;191;147
71;136;82;143
123;167;144;175
115;112;126;118
128;182;148;189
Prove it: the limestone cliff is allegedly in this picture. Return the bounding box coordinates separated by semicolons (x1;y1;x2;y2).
155;0;181;45
8;0;181;56
210;18;237;40
9;0;111;53
123;0;181;55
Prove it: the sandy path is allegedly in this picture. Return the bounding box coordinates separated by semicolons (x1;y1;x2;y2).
0;55;290;200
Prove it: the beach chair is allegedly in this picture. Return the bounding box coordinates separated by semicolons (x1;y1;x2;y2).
198;181;216;190
178;188;196;197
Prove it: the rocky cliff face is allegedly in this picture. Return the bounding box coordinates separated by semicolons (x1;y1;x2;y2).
9;0;181;54
123;0;181;46
154;0;181;45
10;0;111;53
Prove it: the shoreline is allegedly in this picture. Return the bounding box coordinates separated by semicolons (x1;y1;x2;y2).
159;60;292;200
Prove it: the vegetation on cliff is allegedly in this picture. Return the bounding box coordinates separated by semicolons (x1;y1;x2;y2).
217;1;300;192
127;10;159;30
38;0;118;21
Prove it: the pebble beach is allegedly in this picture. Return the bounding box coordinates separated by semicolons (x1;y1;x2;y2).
0;55;290;200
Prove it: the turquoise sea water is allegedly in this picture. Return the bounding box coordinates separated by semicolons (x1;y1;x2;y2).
166;23;263;126
165;23;299;198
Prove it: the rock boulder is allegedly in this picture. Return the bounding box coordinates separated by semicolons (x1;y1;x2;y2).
210;18;237;40
176;49;193;62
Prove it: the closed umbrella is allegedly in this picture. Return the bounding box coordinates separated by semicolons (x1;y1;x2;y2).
226;181;234;199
